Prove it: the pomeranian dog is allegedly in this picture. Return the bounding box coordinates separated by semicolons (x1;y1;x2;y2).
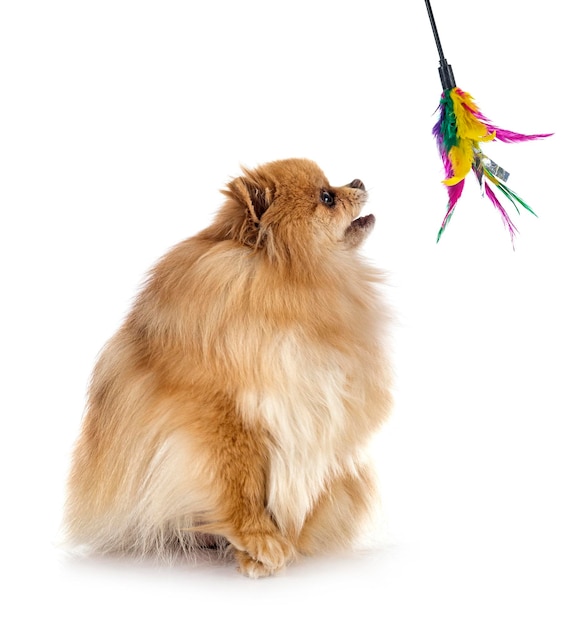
65;158;392;577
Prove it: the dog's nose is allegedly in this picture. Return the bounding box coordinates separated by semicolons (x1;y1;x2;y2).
347;179;365;191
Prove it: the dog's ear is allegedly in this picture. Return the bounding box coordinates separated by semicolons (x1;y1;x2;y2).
227;175;273;225
219;171;275;247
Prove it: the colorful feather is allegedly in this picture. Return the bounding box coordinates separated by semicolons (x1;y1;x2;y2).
433;87;551;243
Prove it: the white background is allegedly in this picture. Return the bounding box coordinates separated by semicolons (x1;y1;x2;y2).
1;1;583;624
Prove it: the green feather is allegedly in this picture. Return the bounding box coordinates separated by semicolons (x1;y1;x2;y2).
440;89;458;153
490;177;538;217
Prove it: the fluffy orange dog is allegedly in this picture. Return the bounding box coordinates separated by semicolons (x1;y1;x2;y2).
65;158;392;577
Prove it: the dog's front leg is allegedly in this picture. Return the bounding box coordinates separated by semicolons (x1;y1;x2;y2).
208;412;295;578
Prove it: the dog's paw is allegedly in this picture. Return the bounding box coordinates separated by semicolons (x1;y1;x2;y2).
234;533;295;578
235;550;276;578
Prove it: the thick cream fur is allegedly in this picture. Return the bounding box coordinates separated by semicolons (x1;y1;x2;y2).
65;158;392;577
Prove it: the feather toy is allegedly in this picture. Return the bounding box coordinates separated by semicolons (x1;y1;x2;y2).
424;0;551;243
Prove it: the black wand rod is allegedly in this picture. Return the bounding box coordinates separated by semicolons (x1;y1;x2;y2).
424;0;456;91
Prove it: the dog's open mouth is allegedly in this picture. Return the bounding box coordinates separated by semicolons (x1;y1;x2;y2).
352;214;375;229
346;214;375;234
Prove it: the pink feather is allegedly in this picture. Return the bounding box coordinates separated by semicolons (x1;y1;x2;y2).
487;125;552;144
460;101;551;144
484;182;518;242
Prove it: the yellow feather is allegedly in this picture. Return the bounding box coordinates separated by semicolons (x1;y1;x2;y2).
443;143;473;186
450;89;495;144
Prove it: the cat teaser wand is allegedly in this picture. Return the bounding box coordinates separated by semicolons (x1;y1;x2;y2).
425;0;551;242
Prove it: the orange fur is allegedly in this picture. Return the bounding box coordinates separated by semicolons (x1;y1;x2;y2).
65;158;392;577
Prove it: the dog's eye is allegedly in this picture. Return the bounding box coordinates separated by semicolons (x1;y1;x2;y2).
320;190;335;207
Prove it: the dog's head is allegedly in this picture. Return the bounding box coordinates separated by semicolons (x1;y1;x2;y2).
213;159;375;258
